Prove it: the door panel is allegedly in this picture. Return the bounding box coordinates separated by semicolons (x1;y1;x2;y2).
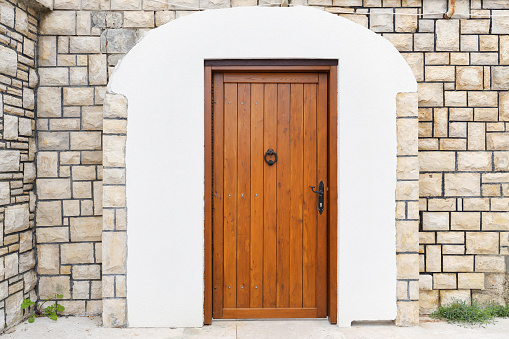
212;72;328;319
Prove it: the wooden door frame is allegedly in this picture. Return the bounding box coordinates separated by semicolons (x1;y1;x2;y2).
204;60;338;325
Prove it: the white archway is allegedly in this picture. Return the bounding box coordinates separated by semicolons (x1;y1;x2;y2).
104;6;418;327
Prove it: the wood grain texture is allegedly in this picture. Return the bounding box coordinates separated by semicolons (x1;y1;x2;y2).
224;73;319;84
204;66;213;324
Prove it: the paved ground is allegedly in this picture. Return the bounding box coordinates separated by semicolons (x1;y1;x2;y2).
3;316;509;338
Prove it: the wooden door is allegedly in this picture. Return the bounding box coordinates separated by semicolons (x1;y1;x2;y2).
212;72;328;319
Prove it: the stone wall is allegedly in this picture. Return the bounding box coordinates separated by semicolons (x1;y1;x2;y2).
0;0;38;329
30;0;509;322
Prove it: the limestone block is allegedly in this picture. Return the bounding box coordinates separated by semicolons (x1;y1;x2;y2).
103;135;126;167
423;212;449;231
443;255;474;272
103;186;126;208
39;276;70;299
457;152;492;171
401;53;423;82
475;108;498;121
418;83;443;107
449;122;467;138
396;221;419;252
5;253;18;279
70;217;102;242
383;34;412;52
92;12;123;29
499;93;509;121
419;290;439;315
103;275;114;297
89;55;107;85
36;201;62;226
369;9;393;32
450;108;473;121
103;168;126;185
37;179;72;200
124;11;154;28
3;114;18;140
70;132;101;150
419;173;442;197
29;68;39;88
419;274;433;291
437;20;459;51
111;0;142;10
461;35;479;52
40;11;76;35
482;212;509;230
82;106;104;130
69;37;101;54
0;181;10;205
475;256;506;273
428;198;456;212
468;123;485;150
487;133;509;150
425;66;455;82
54;0;80;9
456;66;483;90
492;10;509;34
0;45;17;77
103;232;127;274
38;87;62;117
437;232;464;244
0;150;19;172
36;227;69;243
73;281;90;299
426;245;442;272
501;36;509;65
116;276;126;297
37;245;60;275
61;243;95;264
457;273;484;290
104;119;127;134
101;29;137;53
5;204;29;234
69;67;87;86
482;0;509;9
87;301;103;315
394;8;417;32
396;181;419;201
5;292;23;327
63;87;94;106
37;152;59;177
414;33;434;52
396;301;418;327
155;11;176;27
103;299;126;327
440;290;470;307
445;91;467;107
468;91;498;107
104;94;128;118
461;19;490;34
492;198;509;211
480;35;499;52
492;67;509;90
0;1;15;27
443;244;467;254
466;232;499;254
77;11;91;35
419;152;455;171
397;118;418;156
72;264;101;280
433;273;456;289
39;68;69;86
19;250;35;273
471;52;498;65
397;254;419;280
24;270;37;293
445;173;480;196
19;117;33;137
451;212;481;231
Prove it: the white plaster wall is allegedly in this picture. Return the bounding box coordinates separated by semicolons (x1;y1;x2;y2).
108;6;417;327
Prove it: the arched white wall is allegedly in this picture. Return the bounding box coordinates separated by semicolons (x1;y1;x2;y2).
108;6;417;327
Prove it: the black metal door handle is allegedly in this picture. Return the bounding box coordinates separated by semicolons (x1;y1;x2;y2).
309;180;324;215
264;148;277;166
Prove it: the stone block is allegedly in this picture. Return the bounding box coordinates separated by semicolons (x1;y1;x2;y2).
103;299;126;327
104;135;126;167
104;119;127;134
437;20;459;51
111;0;141;10
396;181;418;201
72;265;101;280
445;173;480;196
425;66;455;82
124;11;154;28
468;91;498;107
92;12;123;28
396;221;418;252
451;212;480;231
428;199;456;212
5;292;23;327
37;179;71;199
433;273;456;289
70;132;102;150
73;182;91;199
103;232;127;274
73;281;90;299
0;1;15;27
419;152;455;171
440;290;470;307
397;118;418;156
87;300;103;315
466;232;499;254
420;290;439;315
89;54;107;85
397;254;419;280
38;87;62;117
476;256;506;273
36;201;62;226
487;133;509;151
5;253;18;279
39;68;69;86
69;37;101;54
70;217;102;242
19;117;33;137
418;83;443;107
0;150;20;172
437;231;465;244
458;273;484;290
37;245;60;274
39;131;70;151
0;45;17;77
396;301;418;327
468;123;485;150
61;243;95;264
101;29;137;53
36;227;69;243
457;152;492;171
104;94;128;118
104;186;126;208
482;212;509;230
77;11;91;35
63;87;94;106
443;255;474;272
39;276;71;299
40;11;76;35
3;114;18;140
426;245;441;272
5;204;29;234
37;152;59;177
70;67;88;85
155;11;176;27
492;67;509;90
456;66;483;90
492;10;509;34
419;274;433;291
19;250;35;273
501;36;509;65
369;8;393;32
423;212;449;231
419;173;442;197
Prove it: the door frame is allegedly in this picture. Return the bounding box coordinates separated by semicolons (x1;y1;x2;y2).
204;60;338;324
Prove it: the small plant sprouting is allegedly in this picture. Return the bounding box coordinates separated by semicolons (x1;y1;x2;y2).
430;299;509;327
21;294;65;323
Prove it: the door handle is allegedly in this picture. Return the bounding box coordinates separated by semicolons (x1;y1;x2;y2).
309;180;324;215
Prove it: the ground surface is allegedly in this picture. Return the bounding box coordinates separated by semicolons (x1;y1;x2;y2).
3;316;509;338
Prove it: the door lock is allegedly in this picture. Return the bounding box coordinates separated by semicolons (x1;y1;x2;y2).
309;180;324;215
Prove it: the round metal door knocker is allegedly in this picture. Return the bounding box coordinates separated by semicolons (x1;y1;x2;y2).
264;148;277;166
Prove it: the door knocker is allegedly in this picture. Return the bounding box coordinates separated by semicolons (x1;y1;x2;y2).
264;148;277;166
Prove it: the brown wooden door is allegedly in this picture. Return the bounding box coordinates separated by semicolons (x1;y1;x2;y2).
212;72;328;319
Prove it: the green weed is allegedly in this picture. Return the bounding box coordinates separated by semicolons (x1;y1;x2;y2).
430;299;509;327
21;294;65;323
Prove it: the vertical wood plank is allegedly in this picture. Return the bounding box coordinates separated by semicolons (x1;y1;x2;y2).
237;84;251;308
204;67;213;324
263;84;278;308
276;84;291;308
302;83;317;308
250;84;264;308
316;73;328;317
328;67;338;324
223;83;238;309
289;83;304;308
212;73;224;318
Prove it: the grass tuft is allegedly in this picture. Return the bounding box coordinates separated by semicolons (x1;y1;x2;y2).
430;299;509;327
